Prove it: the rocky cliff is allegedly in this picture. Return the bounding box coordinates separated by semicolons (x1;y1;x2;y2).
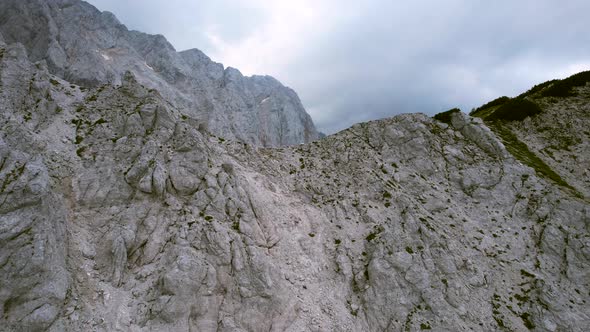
1;2;589;332
0;0;318;147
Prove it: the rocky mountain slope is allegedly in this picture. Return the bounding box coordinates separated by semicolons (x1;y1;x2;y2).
0;0;318;147
1;3;589;332
469;76;590;199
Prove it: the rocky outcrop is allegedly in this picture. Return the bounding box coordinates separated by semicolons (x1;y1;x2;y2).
0;35;588;331
0;0;318;147
0;141;70;332
495;91;590;198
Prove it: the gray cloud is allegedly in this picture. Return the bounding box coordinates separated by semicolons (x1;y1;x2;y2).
87;0;590;134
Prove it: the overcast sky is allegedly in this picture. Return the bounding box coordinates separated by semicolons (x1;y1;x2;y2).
87;0;590;134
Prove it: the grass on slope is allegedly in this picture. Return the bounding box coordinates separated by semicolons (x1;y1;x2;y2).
487;98;542;121
470;96;510;116
470;98;569;189
469;70;590;196
470;97;541;122
488;122;574;190
444;98;567;189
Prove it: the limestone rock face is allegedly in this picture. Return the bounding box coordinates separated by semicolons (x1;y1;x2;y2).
0;0;318;147
0;3;589;332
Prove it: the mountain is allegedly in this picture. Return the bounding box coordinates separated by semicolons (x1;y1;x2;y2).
0;0;318;147
1;2;589;332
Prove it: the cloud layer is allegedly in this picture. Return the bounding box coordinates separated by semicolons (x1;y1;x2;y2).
88;0;590;133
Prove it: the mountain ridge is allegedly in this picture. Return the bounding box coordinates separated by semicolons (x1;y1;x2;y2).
0;2;588;332
0;0;318;147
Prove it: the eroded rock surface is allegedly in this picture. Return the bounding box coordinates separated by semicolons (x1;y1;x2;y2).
0;39;590;331
0;4;589;332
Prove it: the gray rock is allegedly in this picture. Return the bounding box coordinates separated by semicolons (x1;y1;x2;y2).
0;0;319;147
0;2;588;332
0;141;69;332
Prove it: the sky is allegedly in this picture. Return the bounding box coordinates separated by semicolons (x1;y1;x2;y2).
87;0;590;134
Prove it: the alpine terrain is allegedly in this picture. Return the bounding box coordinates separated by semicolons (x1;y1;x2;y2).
0;0;588;331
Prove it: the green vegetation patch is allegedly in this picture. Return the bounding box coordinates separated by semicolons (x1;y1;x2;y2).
433;108;461;125
365;229;382;242
420;322;432;330
1;164;25;193
518;79;559;98
541;70;590;97
520;269;535;278
519;312;535;329
76;146;86;157
486;98;541;122
470;96;510;116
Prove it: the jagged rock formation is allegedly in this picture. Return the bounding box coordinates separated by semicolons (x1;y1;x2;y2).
0;0;318;147
1;3;589;332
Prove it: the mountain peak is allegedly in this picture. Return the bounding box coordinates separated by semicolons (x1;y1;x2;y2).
0;0;319;147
